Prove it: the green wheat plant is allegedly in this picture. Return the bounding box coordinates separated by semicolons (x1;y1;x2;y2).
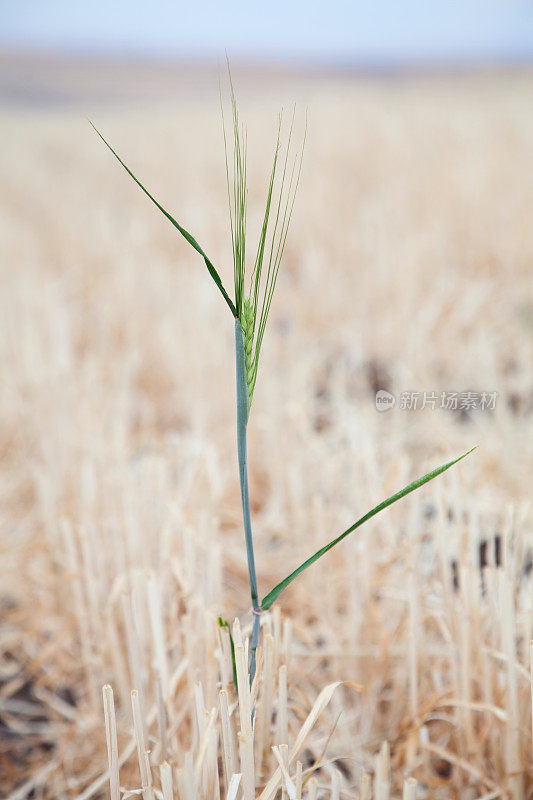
91;74;474;691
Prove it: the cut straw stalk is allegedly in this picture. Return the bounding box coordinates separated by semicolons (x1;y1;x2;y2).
295;762;302;800
176;755;197;800
499;571;522;800
233;620;256;798
239;732;256;800
374;741;390;800
195;707;218;782
360;773;371;800
226;773;242;800
121;590;146;731
257;633;275;773
277;664;288;746
402;778;417;800
160;762;173;800
132;691;155;800
62;521;99;711
219;689;238;791
530;641;533;746
102;685;120;800
233;621;253;738
132;689;155;800
147;571;168;698
272;744;294;800
307;777;318;800
330;769;341;800
155;676;168;763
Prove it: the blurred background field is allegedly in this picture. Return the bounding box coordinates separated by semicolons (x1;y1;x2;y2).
1;3;533;797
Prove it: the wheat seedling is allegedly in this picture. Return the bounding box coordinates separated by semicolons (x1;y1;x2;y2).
91;70;474;694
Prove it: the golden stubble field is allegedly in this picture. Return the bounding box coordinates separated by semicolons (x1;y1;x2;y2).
1;58;532;798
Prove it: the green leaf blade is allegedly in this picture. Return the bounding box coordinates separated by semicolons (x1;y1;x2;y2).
90;121;237;318
260;447;476;610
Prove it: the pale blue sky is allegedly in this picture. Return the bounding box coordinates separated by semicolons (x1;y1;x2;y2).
1;0;533;63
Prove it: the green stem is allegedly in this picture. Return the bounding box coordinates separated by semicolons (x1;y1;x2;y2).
235;319;260;686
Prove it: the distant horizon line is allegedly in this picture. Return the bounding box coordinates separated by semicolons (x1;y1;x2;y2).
2;44;533;71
